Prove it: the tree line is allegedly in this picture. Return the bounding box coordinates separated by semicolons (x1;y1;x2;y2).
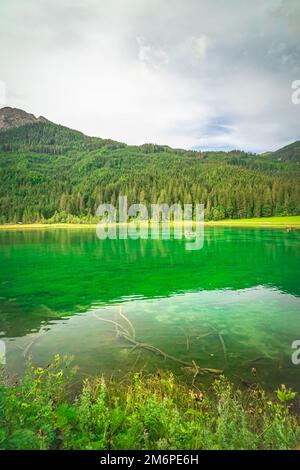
0;122;299;223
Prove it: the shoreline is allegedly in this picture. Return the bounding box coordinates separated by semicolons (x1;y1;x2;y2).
0;216;300;230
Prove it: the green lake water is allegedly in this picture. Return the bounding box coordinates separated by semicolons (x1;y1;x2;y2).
0;227;300;390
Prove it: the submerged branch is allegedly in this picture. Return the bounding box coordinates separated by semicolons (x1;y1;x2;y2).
93;313;129;337
207;323;227;364
118;305;136;339
22;329;46;359
93;308;223;376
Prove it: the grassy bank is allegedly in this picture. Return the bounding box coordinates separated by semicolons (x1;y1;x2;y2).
206;215;300;228
0;216;300;231
1;356;299;450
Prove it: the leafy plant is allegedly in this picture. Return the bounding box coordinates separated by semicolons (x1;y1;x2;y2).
276;384;297;403
0;357;299;450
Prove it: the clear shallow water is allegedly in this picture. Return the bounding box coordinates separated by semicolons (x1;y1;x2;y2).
0;227;300;390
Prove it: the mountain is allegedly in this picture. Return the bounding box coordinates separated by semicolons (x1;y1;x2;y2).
269;141;300;163
0;108;125;152
0;107;299;224
0;107;49;131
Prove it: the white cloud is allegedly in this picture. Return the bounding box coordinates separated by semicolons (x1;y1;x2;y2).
136;37;169;67
0;0;299;152
188;35;209;60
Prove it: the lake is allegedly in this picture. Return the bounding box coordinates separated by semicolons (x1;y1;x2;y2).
0;226;300;390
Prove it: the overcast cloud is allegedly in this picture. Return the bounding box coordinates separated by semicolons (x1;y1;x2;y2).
0;0;299;151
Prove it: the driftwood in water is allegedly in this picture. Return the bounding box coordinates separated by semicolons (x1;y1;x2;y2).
241;356;267;367
19;329;46;359
93;307;223;376
206;323;227;364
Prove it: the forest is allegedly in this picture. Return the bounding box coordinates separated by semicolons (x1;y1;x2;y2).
0;122;299;223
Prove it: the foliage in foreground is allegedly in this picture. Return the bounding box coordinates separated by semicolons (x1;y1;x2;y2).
0;355;299;450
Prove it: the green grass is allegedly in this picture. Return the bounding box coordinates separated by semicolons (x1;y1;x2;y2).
207;215;300;227
1;356;299;450
1;215;300;230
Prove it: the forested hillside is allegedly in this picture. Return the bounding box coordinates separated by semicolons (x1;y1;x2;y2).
0;118;299;223
270;140;300;163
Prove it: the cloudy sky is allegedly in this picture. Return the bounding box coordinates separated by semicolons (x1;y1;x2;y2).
0;0;299;151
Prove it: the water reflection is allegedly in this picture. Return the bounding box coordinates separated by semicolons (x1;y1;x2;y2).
0;227;300;338
3;286;300;391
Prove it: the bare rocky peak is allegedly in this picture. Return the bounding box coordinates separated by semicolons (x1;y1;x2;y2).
0;107;49;131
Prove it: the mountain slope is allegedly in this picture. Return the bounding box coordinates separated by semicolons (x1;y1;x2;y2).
270;141;300;163
0;108;299;223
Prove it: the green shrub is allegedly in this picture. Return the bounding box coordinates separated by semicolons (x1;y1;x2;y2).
0;356;299;450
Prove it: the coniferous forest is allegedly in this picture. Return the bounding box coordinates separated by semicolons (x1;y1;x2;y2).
0;121;299;224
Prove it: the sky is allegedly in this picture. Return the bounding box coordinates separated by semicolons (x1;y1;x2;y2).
0;0;299;152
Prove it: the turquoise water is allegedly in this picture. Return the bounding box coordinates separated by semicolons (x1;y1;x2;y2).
0;227;300;390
